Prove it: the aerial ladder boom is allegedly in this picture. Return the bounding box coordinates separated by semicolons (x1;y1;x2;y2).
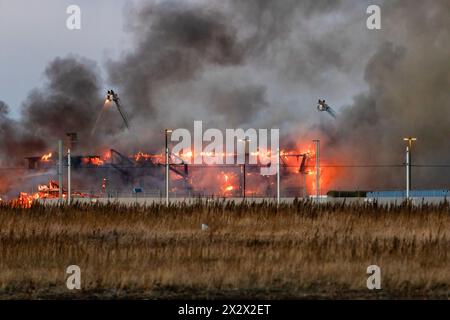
106;90;130;130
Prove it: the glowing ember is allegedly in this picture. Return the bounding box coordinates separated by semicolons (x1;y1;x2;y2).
134;151;164;163
10;192;34;208
82;156;105;166
102;150;111;161
90;157;104;166
41;152;52;161
220;172;239;196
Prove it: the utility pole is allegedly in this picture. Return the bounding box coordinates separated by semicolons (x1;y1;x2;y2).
313;140;320;201
165;129;173;206
406;145;410;199
242;164;246;199
277;147;280;206
299;153;309;198
67;148;71;204
58;140;63;202
302;172;307;198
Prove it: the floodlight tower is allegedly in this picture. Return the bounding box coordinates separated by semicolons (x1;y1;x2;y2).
403;137;417;199
165;129;173;206
67;148;71;204
313;139;320;201
277;147;280;206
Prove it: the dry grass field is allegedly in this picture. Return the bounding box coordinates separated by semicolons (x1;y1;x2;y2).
0;200;448;299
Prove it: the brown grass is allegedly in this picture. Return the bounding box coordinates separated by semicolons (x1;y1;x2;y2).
0;200;448;299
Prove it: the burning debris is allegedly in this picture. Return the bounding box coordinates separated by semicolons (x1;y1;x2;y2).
41;153;52;161
10;180;93;208
81;156;104;166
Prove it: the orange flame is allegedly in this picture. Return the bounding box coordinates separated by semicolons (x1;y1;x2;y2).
134;151;164;163
11;180;93;208
41;152;52;161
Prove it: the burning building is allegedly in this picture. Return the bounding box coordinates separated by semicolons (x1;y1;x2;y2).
20;142;319;202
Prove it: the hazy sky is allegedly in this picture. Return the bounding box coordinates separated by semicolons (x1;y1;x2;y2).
0;0;138;117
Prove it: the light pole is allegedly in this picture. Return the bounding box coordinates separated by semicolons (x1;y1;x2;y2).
299;152;309;198
239;138;251;199
302;173;306;198
165;129;173;205
67;148;71;204
405;145;410;199
58;140;63;203
313;140;320;201
277;147;280;206
403;137;417;200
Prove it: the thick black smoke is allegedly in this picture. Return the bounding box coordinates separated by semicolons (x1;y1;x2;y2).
20;56;116;153
0;100;46;165
107;1;249;149
106;0;348;150
322;1;450;190
0;56;125;167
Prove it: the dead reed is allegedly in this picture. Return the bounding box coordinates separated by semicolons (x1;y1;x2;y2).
0;200;448;299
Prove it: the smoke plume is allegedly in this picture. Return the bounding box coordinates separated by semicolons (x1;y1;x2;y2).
324;1;450;190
